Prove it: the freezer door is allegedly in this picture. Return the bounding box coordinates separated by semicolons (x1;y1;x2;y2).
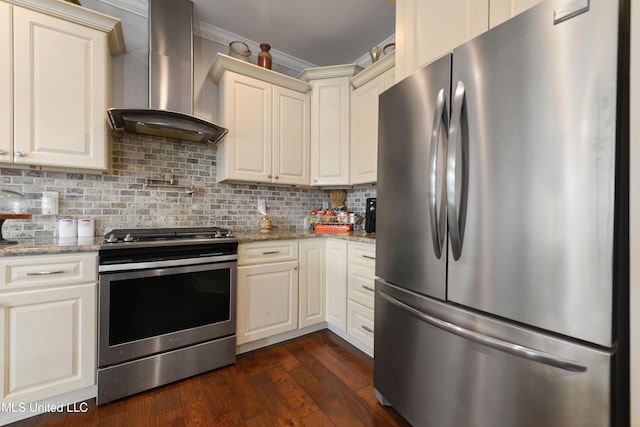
374;279;616;427
446;0;621;346
376;54;451;300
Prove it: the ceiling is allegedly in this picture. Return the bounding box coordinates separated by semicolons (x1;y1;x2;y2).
191;0;396;68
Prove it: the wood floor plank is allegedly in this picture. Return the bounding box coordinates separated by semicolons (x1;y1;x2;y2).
7;331;408;427
265;364;319;420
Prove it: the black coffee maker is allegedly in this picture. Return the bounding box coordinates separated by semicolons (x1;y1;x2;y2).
365;198;376;233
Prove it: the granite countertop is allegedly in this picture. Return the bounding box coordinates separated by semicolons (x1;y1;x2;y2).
0;230;375;257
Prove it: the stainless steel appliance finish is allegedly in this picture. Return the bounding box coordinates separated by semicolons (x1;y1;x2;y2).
374;0;629;425
97;228;238;405
107;0;228;144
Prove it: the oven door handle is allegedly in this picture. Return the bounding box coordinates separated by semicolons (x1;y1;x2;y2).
99;254;238;272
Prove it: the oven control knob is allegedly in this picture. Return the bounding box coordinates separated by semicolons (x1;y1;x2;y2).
123;233;134;242
225;230;233;238
106;233;118;243
214;230;222;238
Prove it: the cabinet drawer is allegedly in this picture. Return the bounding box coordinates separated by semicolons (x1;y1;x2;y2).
348;264;375;310
347;242;376;269
347;300;374;354
0;253;98;291
238;240;298;265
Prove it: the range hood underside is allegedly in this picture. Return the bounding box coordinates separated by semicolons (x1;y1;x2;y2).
108;109;228;144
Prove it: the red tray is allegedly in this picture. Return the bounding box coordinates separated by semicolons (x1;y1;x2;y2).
314;223;351;234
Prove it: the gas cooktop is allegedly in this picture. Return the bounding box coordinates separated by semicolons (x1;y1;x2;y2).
103;227;234;244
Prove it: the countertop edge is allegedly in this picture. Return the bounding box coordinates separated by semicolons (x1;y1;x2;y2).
0;231;375;256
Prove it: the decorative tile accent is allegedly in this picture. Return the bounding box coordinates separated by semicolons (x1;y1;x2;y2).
0;133;376;238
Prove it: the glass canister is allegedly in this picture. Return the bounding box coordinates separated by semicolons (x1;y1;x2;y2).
0;189;28;214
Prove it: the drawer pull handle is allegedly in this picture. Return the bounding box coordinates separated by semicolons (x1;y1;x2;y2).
27;270;65;276
362;285;375;292
262;251;280;255
362;255;376;260
361;325;374;334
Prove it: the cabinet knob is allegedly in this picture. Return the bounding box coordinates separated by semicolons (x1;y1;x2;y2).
268;174;272;179
274;175;279;180
15;151;25;158
0;149;6;156
313;178;318;183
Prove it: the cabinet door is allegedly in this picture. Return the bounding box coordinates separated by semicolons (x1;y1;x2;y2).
489;0;542;28
395;0;488;81
13;7;109;170
0;2;11;162
350;74;385;185
299;240;325;328
236;261;299;345
325;239;347;331
218;71;272;182
272;86;310;186
309;77;351;186
0;283;96;403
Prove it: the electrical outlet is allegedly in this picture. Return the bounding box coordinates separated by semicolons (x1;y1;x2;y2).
257;199;266;214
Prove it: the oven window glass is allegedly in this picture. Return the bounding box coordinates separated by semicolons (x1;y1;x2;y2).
109;269;231;345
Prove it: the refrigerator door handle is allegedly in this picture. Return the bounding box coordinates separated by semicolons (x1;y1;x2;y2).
379;290;588;373
428;88;448;259
447;81;469;261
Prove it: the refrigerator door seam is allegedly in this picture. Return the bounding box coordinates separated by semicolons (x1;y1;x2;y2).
378;290;588;372
447;80;468;260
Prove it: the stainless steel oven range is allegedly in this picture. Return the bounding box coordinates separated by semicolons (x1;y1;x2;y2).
97;227;238;405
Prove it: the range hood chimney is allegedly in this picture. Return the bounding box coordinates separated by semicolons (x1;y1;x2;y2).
107;0;228;144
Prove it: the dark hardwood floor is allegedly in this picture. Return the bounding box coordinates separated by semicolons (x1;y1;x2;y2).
10;331;409;426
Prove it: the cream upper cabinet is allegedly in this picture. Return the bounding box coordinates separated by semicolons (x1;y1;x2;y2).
489;0;542;28
272;86;310;186
3;0;124;171
395;0;489;81
350;52;395;185
0;2;10;162
217;71;273;182
211;54;311;186
298;65;361;187
395;0;543;81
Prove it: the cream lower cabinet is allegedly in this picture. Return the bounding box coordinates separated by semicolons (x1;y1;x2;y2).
298;240;325;328
346;242;376;356
1;0;123;170
236;241;299;345
0;253;97;404
325;239;348;331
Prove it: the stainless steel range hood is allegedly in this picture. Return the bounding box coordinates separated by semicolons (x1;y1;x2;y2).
107;0;228;144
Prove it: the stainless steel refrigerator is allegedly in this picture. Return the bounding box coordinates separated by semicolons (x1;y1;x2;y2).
374;1;629;426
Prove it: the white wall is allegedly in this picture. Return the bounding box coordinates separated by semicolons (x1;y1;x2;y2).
631;1;639;425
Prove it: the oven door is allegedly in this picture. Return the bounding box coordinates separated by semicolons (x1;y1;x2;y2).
98;260;236;367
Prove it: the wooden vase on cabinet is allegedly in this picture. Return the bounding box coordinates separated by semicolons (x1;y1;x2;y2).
258;43;272;69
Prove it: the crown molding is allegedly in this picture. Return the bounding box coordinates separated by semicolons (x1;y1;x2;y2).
210;53;311;93
195;21;318;73
351;51;395;89
97;0;147;17
297;64;363;82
